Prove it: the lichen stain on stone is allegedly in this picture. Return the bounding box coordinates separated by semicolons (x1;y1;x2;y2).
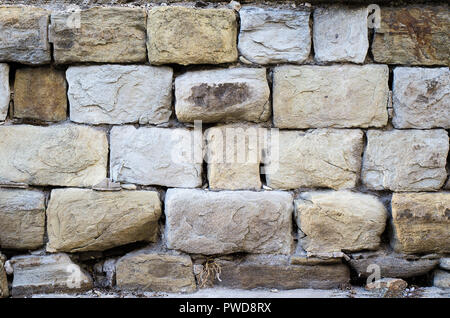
189;83;250;108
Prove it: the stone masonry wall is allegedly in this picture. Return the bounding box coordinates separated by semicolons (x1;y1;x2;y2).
0;1;449;297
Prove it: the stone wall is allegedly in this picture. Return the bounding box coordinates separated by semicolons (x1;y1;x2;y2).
0;1;449;297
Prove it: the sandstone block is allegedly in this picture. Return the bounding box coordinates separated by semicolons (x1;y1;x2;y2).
434;270;450;288
165;189;294;255
273;65;389;128
175;67;270;123
67;65;173;125
50;7;146;63
147;6;237;65
46;188;161;253
0;253;8;298
362;130;448;191
110;126;202;188
0;64;9;121
0;125;108;187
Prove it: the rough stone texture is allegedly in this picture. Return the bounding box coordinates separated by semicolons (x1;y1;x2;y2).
116;249;196;293
175;67;270;123
110;126;202;188
372;6;449;66
0;253;8;298
147;6;237;65
440;258;450;271
266;129;364;190
0;125;108;187
204;125;264;190
295;191;387;253
46;188;161;253
67;65;172;125
165;189;294;255
0;7;50;64
0;189;46;250
0;63;9;121
391;192;450;254
392;67;450;129
50;7;146;63
366;278;408;297
362;130;448;191
14;67;67;122
434;270;450;288
9;253;93;296
238;7;310;64
273;65;389;129
313;7;368;63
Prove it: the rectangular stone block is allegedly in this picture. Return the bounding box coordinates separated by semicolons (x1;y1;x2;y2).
0;63;8;121
67;65;173;125
238;6;310;64
0;124;108;187
0;6;50;64
0;189;45;250
46;188;161;253
266;129;364;190
165;189;294;255
175;67;270;123
391;192;450;254
147;6;237;65
273;65;389;128
110;126;202;188
50;7;147;63
393;67;449;129
372;6;449;65
14;67;67;122
362;130;448;191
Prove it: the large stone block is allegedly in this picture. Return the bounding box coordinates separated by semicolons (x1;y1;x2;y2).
147;6;237;65
238;6;310;64
0;6;50;64
165;189;294;255
391;192;450;254
175;67;270;123
295;191;387;253
362;130;448;191
0;189;45;250
372;6;449;65
46;188;161;253
313;7;368;63
0;63;8;121
392;67;449;129
50;7;147;63
110;126;202;188
14;67;67;122
67;65;173;125
266;129;364;190
273;65;389;128
0;125;108;187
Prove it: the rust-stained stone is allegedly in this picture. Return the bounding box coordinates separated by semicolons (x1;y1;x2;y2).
14;67;67;122
372;6;449;65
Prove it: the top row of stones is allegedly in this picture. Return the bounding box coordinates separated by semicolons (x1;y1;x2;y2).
0;5;448;66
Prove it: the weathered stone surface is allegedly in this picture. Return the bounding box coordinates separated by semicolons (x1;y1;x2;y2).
366;278;407;297
295;191;387;253
147;6;237;65
110;126;202;188
434;270;450;288
273;65;389;128
14;67;67;122
0;253;8;298
67;65;173;125
290;245;344;265
116;249;196;293
372;6;449;65
0;64;9;121
0;189;45;250
93;258;117;288
392;67;450;129
0;125;108;187
50;7;146;63
175;67;270;123
0;7;50;64
46;188;161;253
362;130;448;191
440;258;450;271
313;7;368;63
238;7;310;64
266;129;364;190
391;192;450;254
165;189;294;255
9;253;93;296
